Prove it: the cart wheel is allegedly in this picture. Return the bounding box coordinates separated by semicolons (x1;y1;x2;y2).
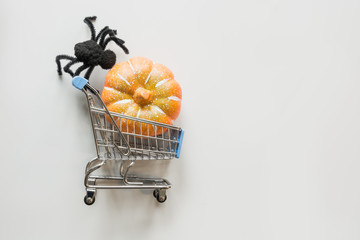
153;190;159;199
84;195;95;205
157;194;167;203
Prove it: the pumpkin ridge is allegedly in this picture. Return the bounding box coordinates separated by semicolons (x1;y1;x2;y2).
143;68;153;88
151;97;181;120
151;79;181;99
128;57;154;88
107;99;134;114
127;59;144;88
102;86;133;106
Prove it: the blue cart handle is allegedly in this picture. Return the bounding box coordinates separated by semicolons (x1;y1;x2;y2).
72;76;89;90
176;129;184;158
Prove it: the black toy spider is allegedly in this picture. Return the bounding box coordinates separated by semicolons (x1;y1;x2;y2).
56;16;129;80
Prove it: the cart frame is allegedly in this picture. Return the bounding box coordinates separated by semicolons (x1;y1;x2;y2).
72;76;184;205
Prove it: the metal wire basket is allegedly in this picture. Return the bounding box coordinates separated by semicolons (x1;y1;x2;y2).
72;76;184;205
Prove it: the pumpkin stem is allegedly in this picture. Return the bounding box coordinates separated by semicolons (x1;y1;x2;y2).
133;87;153;106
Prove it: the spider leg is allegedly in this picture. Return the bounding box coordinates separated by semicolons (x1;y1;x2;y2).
63;59;80;77
103;36;129;54
99;29;117;48
74;64;90;76
84;16;97;40
96;26;109;42
84;66;95;80
55;55;76;75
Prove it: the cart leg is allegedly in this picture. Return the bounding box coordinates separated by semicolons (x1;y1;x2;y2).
123;160;142;185
153;189;167;203
84;177;97;205
119;160;125;177
84;158;105;187
84;188;97;205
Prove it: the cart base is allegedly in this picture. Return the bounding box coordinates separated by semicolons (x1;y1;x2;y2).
84;175;171;205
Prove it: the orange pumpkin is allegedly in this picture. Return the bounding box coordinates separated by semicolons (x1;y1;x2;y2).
101;57;182;136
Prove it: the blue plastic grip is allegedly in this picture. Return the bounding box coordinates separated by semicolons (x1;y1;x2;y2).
72;76;88;90
175;129;184;158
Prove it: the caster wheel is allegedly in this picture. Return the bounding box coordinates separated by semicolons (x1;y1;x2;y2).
84;196;95;205
157;194;167;203
153;190;159;199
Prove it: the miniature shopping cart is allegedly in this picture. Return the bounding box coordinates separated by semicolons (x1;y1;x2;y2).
72;76;184;205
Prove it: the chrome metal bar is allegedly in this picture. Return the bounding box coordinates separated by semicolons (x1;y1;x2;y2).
91;175;168;182
86;184;170;190
123;161;142;185
86;175;172;189
140;122;144;160
92;145;176;155
119;160;125;177
167;128;172;155
83;90;101;158
94;106;111;155
84;158;105;187
161;127;165;159
154;125;158;159
126;119;130;150
85;84;131;156
147;124;151;159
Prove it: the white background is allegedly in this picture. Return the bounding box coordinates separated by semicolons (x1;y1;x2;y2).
1;0;360;239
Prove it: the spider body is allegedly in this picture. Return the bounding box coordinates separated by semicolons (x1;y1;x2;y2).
74;40;116;69
56;16;128;80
